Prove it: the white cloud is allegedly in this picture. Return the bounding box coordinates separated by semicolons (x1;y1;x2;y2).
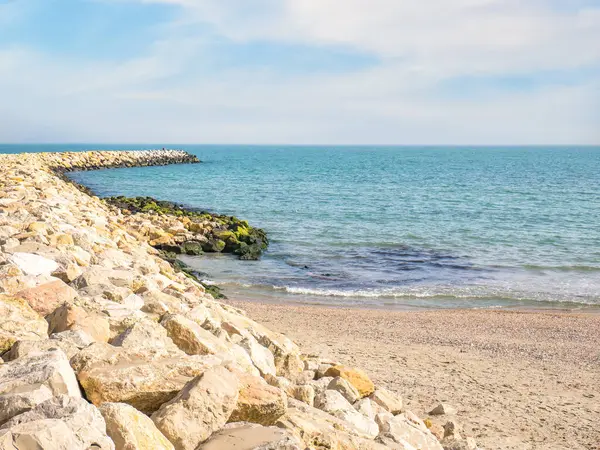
0;0;599;144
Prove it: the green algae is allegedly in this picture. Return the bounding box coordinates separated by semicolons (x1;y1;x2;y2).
104;196;268;260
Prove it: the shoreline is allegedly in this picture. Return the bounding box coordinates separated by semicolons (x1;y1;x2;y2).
222;288;600;314
225;298;600;449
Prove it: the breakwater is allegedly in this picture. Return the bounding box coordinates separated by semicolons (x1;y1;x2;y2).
0;150;479;449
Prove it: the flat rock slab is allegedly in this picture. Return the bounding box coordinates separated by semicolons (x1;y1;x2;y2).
71;342;222;414
199;423;302;450
8;253;59;277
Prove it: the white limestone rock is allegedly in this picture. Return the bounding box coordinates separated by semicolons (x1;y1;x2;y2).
8;252;59;277
239;336;276;377
0;395;114;450
371;388;404;415
0;349;81;425
379;414;443;450
314;390;378;438
328;376;361;403
160;313;229;356
151;365;239;450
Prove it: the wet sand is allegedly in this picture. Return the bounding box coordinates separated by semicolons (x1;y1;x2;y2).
225;300;600;450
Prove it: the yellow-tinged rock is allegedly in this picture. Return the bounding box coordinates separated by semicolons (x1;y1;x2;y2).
53;234;75;246
0;294;48;353
229;372;288;426
100;402;175;450
149;234;174;247
27;222;47;232
187;222;205;233
149;230;169;241
324;365;375;398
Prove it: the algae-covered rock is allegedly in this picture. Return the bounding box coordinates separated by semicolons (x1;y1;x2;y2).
201;238;226;253
104;196;268;260
181;241;204;255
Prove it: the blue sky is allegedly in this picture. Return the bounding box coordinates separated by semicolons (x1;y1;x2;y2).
0;0;599;144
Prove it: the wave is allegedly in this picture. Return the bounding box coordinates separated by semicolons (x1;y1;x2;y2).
521;264;600;272
271;285;600;306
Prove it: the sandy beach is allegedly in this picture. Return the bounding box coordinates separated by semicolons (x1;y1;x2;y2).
226;299;600;450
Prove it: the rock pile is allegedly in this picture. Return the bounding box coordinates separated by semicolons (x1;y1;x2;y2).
105;196;269;261
0;150;478;449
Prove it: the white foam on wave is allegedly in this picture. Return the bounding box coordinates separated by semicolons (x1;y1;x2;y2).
275;285;600;305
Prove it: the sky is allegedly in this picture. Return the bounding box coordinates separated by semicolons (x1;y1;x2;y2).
0;0;599;145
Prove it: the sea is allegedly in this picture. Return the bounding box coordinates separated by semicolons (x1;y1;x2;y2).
2;144;599;310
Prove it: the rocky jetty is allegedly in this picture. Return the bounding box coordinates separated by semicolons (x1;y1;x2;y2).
0;150;479;449
104;196;269;261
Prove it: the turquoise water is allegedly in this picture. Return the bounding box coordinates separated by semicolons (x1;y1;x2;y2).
3;144;600;310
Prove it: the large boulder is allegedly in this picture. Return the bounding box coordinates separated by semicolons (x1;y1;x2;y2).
324;365;375;398
0;349;81;425
199;423;302;450
378;414;443;450
370;388;404;415
8;252;59;277
219;311;302;378
238;336;276;377
314;390;378;438
328;376;361;403
15;279;78;316
0;295;48;353
221;344;261;377
287;384;315;407
229;372;287;426
141;290;188;316
0;395;114;450
160;314;229;356
151;366;239;450
71;342;222;414
4;337;81;361
72;266;135;290
100;402;174;450
111;319;182;356
46;304;110;343
276;399;388;450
